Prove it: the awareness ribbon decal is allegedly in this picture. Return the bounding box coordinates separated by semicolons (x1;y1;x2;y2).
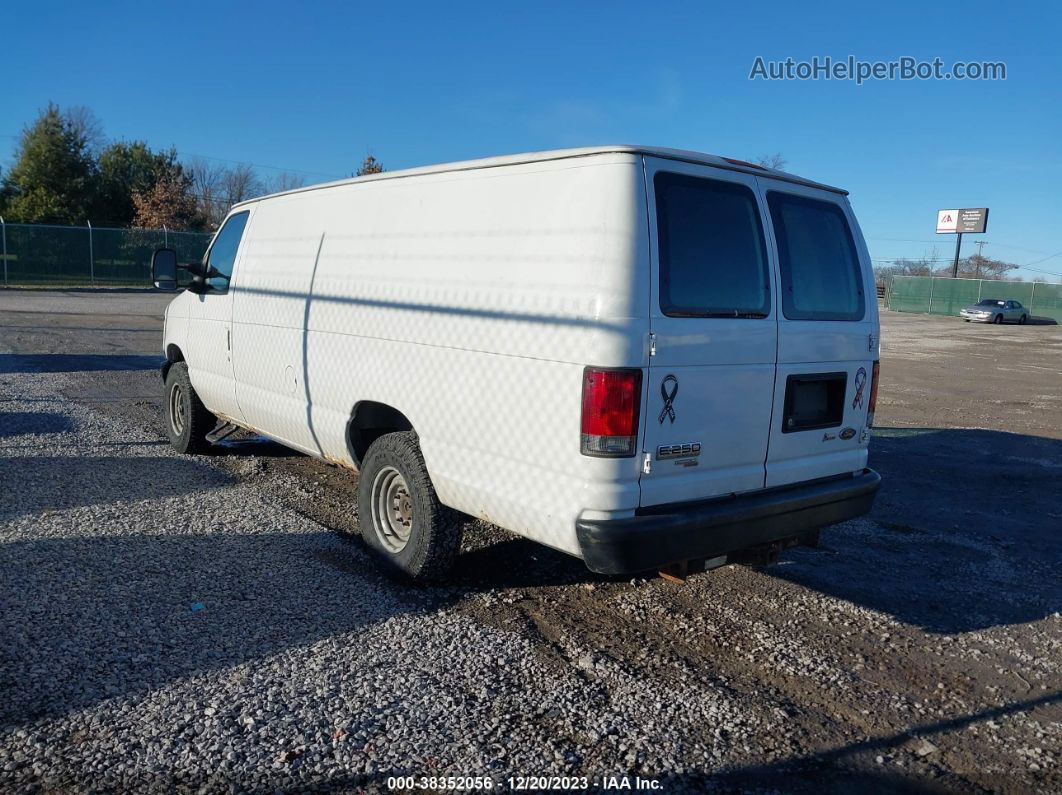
658;374;679;424
852;367;867;410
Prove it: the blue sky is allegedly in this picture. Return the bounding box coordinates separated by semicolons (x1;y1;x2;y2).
3;0;1060;280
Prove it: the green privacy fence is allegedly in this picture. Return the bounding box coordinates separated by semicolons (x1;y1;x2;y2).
0;221;213;287
886;276;1062;323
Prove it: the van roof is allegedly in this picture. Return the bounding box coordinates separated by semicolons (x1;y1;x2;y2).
235;145;847;209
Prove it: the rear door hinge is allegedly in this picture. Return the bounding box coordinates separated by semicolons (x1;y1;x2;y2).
868;333;876;352
648;332;657;357
642;452;652;474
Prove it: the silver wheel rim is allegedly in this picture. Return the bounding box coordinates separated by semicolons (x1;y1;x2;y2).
169;382;186;436
370;466;414;553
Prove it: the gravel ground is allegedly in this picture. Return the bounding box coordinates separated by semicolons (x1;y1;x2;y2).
1;293;1060;793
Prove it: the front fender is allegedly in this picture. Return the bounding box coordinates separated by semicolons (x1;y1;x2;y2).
161;293;190;382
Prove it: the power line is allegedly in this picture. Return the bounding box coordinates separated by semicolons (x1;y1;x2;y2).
176;150;343;181
1022;250;1062;268
1022;265;1062;277
868;236;1058;257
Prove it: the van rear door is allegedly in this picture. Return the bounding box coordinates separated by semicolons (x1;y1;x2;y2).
758;181;876;487
638;157;779;507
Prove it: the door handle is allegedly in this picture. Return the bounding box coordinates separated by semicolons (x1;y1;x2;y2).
227;328;231;350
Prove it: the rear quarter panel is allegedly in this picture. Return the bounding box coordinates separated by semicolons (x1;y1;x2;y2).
251;155;650;555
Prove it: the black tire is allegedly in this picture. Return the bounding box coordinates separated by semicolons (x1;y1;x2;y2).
164;362;216;454
1020;314;1028;325
357;431;462;582
964;319;971;322
993;314;1003;325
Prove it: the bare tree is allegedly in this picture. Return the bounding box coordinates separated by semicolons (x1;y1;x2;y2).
874;257;936;284
221;163;264;206
268;172;306;193
752;153;787;170
62;105;106;154
944;255;1017;281
356;154;384;176
187;157;228;227
186;160;265;227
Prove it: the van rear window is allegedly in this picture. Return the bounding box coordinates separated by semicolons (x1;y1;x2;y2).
655;172;770;318
767;192;865;321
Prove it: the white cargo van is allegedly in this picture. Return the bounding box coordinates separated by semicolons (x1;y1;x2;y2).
151;146;881;581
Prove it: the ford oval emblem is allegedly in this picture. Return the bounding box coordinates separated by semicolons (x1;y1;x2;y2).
839;427;857;440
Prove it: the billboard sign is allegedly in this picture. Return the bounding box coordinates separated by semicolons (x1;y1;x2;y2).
937;207;989;234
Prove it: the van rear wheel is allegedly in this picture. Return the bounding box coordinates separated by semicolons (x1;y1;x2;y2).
164;362;215;454
358;431;462;582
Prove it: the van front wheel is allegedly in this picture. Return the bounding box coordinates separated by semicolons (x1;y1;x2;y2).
358;431;462;582
164;362;215;454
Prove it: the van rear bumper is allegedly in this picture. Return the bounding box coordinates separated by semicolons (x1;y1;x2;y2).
576;469;881;575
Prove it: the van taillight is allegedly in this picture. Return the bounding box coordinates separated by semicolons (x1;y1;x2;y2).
867;361;880;427
581;367;642;457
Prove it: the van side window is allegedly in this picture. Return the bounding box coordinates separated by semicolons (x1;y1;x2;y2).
655;172;770;318
204;211;250;292
767;192;864;321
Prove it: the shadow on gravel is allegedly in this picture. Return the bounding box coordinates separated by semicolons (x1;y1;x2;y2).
0;353;162;373
452;536;599;590
0;411;76;437
704;689;1062;792
0;527;433;728
211;435;302;458
767;427;1062;634
0;456;232;518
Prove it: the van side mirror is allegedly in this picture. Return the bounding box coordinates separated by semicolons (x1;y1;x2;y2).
184;261;209;294
151;248;178;291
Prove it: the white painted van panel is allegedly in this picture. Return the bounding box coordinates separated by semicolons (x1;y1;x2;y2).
757;181;879;488
160;147;877;561
638;158;779;507
209;155;646;554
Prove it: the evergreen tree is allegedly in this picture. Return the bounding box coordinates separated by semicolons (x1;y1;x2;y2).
356;154;384;176
95;142;183;227
2;104;98;224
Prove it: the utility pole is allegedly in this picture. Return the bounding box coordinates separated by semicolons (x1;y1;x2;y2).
973;240;988;278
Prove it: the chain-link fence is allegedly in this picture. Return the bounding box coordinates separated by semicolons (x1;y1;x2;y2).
886;275;1062;323
0;220;213;287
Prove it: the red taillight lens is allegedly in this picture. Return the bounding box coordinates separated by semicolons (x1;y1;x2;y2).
867;361;880;427
581;367;642;457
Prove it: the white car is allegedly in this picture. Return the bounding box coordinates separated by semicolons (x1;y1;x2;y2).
151;146;881;582
960;299;1029;324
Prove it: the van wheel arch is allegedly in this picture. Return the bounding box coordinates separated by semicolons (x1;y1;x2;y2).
162;344;186;380
347;401;414;467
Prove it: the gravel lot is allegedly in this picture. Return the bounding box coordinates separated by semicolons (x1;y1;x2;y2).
1;290;1060;793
